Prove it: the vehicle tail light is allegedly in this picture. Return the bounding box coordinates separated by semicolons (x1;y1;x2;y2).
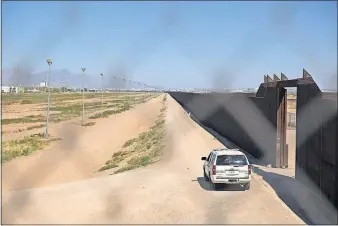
248;165;252;175
212;165;216;175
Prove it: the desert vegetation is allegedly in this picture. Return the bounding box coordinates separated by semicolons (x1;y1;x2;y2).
98;94;167;173
2;133;61;163
2;92;160;136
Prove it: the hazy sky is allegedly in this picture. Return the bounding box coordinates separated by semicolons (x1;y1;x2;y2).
2;1;337;89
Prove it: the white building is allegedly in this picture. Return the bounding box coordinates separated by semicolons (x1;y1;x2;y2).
1;86;10;93
1;86;24;93
40;82;46;87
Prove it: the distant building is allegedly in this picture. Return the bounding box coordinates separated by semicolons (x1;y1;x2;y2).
1;86;25;93
26;88;40;93
1;86;10;93
40;82;46;87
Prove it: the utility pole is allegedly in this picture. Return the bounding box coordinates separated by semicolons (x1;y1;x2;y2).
15;64;20;95
128;80;131;105
144;84;147;102
17;64;20;89
131;80;135;106
81;68;86;126
45;59;52;139
138;82;141;104
122;78;127;105
12;68;16;93
101;73;103;116
113;76;116;111
44;70;47;92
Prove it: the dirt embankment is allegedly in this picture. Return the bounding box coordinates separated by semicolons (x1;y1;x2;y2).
2;95;164;193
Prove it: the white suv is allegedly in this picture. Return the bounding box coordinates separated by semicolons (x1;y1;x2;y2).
201;148;252;190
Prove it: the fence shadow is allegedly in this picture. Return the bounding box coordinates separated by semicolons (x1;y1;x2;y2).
253;166;337;225
182;105;266;167
169;90;337;224
184;102;336;224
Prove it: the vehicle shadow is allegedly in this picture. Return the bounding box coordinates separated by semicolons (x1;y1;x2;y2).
253;166;337;225
193;177;244;192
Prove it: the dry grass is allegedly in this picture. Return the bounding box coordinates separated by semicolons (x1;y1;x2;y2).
20;99;34;104
3;93;160;127
2;92;124;105
287;99;297;110
287;94;297;99
89;103;131;119
27;124;45;130
12;128;26;133
2;133;61;163
82;122;96;127
98;95;167;173
2;115;45;125
122;138;137;148
2;92;159;106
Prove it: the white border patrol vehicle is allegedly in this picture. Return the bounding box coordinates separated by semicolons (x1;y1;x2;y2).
201;148;252;190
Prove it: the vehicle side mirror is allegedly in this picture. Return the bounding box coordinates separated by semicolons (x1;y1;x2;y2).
201;157;207;161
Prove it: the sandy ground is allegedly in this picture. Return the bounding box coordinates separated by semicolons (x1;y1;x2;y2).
2;93;146;119
1;95;304;224
2;103;45;119
2;95;154;141
2;107;113;141
1;97;114;133
252;155;337;224
286;96;296;170
2;96;163;193
286;129;296;170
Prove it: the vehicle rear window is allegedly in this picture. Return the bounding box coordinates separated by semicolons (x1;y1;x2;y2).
216;155;248;166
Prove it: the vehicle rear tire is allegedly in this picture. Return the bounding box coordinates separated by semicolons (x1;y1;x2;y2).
244;182;250;190
204;169;210;181
211;181;223;190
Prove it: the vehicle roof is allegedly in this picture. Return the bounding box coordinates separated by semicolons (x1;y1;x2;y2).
212;148;245;156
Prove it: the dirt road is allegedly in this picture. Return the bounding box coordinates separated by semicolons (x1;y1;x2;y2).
2;95;304;224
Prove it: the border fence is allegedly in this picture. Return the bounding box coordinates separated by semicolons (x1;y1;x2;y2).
169;70;337;224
